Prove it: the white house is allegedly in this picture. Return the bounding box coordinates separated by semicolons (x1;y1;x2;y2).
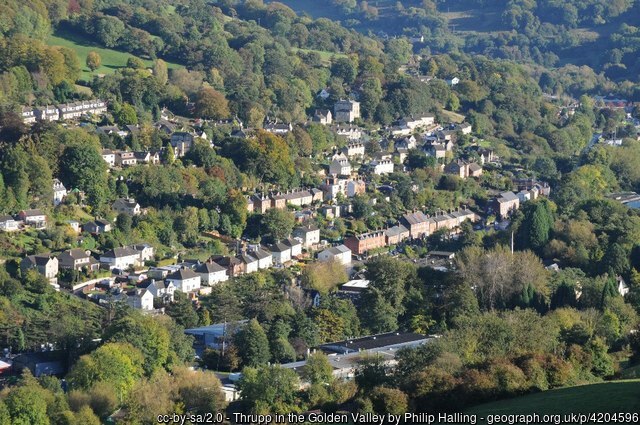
132;244;155;263
0;215;19;232
270;242;291;265
445;77;460;86
334;99;361;123
112;198;141;215
101;149;116;167
141;279;176;302
371;159;394;175
284;238;302;258
239;253;259;274
195;261;229;285
126;289;154;311
53;179;67;206
293;224;320;249
318;245;352;266
21;254;59;285
329;154;352;176
100;247;141;270
344;142;365;158
250;247;273;270
166;268;202;293
18;209;47;229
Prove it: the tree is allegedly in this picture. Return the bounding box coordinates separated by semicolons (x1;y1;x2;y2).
234;319;270;367
104;314;171;376
369;386;408;415
237;365;300;414
86;51;101;72
195;87;230;120
67;342;144;401
126;57;145;69
303;352;333;385
59;140;109;209
114;103;138;126
300;260;347;294
517;200;554;251
166;291;199;329
4;385;50;425
261;208;295;242
153;59;168;85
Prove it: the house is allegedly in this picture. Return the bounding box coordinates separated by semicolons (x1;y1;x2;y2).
457;123;473;135
123;288;154;311
21;254;58;285
0;215;19;232
269;242;292;265
396;135;417;150
166;268;202;293
318;245;352;266
329;153;352;176
52;179;67;206
468;162;483;177
264;121;292;134
195;261;229;285
424;142;447;159
83;219;112;234
21;106;36;124
283;238;302;257
293;224;321;249
101;149;116;167
18;209;47;229
333;125;362;140
13;352;66;377
56;99;107;120
317;88;331;100
385;225;410;245
320;176;349;201
250;193;272;214
112;198;141;215
134;151;160;165
100;247;141;270
444;160;469;179
445;77;460;86
401;211;432;239
370;159;394;175
617;276;630;297
312;109;333;125
97;125;128;138
58;249;99;272
334;99;361;123
338;279;369;296
344;231;386;256
346;180;366;198
132;243;155;263
34;105;59;121
344;142;365;158
270;192;287;209
115;151;137;167
155;119;178;135
493;191;520;218
250;247;273;269
397;115;435;131
281;190;314;207
170;132;195;157
141;279;176;302
239;253;259;274
211;255;245;277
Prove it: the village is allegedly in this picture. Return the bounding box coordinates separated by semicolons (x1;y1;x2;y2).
8;94;557;319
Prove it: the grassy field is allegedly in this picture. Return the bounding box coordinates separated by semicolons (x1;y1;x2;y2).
292;47;347;65
466;380;640;421
46;32;182;82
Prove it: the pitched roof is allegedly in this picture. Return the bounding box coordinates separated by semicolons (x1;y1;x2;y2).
195;262;226;274
166;268;200;280
102;247;139;258
402;211;431;226
59;249;90;260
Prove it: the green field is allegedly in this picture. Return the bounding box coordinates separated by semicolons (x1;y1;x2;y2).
466;380;640;421
47;32;183;82
292;47;348;65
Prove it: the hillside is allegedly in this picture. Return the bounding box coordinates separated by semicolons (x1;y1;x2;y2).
467;380;640;420
47;32;183;82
